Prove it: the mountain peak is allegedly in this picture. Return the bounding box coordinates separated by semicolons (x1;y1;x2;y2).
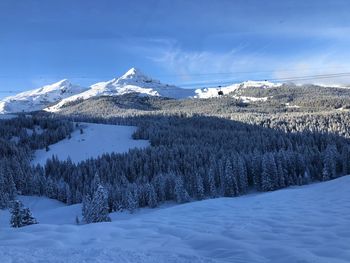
56;79;71;86
44;79;72;90
119;67;147;80
112;67;155;87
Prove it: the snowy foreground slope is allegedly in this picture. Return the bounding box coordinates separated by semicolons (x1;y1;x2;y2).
33;122;149;165
1;176;349;263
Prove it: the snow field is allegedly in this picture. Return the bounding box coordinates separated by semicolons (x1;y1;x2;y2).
32;122;150;165
1;176;349;262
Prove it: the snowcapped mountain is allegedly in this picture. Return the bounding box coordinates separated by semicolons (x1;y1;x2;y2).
0;68;286;114
0;79;87;114
46;68;195;112
194;80;281;99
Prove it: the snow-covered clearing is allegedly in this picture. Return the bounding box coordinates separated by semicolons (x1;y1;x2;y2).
285;103;301;108
1;176;349;263
232;95;270;103
32;123;149;165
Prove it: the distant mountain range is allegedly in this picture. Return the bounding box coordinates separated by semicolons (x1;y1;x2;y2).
45;68;196;112
0;67;286;114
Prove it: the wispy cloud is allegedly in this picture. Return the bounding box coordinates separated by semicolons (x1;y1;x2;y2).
138;39;350;86
272;52;350;85
146;44;279;84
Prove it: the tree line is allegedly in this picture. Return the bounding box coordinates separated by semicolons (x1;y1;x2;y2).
1;113;350;224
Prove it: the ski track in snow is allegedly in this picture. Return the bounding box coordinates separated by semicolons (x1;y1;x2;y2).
1;176;350;262
32;122;150;165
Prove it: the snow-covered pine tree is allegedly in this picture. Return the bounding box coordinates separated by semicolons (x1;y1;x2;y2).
91;173;101;194
10;200;23;228
123;187;138;213
174;176;190;203
21;208;38;226
82;195;92;223
237;156;248;194
342;145;350;175
195;172;205;200
83;184;111;223
224;158;234;197
251;150;262;191
224;157;239;196
322;144;337;181
146;183;158;208
0;173;10;209
276;152;287;188
261;153;277;191
6;172;17;201
207;166;217;198
10;200;37;227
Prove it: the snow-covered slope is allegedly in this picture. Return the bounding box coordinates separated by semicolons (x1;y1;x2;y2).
46;68;195;112
195;80;281;99
0;79;87;114
1;176;349;262
32;122;149;165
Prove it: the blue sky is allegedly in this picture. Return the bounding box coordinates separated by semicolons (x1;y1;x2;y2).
0;0;350;97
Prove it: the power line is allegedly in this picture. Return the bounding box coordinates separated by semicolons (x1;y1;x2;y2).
0;71;350;93
0;66;349;79
178;72;350;88
155;66;350;78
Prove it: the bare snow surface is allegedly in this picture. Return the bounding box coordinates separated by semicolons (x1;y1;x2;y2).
1;176;350;262
33;123;149;165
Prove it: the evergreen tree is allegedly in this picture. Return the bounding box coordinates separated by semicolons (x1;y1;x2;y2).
195;173;205;200
342;145;350;175
124;187;138;213
251;150;262;190
207;167;217;198
261;153;277;191
224;158;239;196
10;200;37;227
322;144;337;180
174;176;190;203
146;183;158;208
22;208;38;226
237;156;248;194
276;152;287;188
91;173;101;194
10;200;23;228
83;184;111;223
82;195;91;221
224;158;234;197
0;173;10;209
